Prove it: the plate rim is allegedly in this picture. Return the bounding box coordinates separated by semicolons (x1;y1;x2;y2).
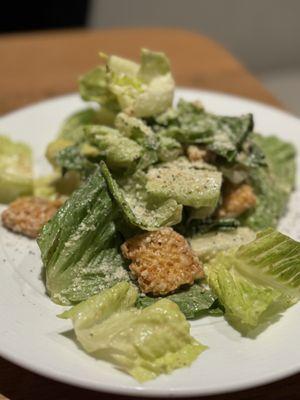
1;87;300;124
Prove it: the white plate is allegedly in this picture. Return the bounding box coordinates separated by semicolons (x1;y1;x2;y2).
0;89;300;398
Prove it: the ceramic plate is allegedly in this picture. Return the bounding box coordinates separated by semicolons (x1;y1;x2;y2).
0;89;300;397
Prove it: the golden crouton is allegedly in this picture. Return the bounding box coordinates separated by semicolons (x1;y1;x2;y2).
121;227;204;295
218;183;256;218
186;145;207;162
1;196;63;238
186;145;216;164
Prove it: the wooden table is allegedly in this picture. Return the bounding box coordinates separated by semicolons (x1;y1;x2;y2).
0;28;298;400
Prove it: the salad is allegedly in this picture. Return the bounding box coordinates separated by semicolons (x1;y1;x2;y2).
1;49;300;382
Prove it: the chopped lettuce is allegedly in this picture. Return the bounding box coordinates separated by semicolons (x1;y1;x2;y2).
0;135;33;203
79;49;174;118
256;135;296;187
236;136;267;168
157;135;183;162
47;108;117;168
37;168;129;305
79;66;119;111
115;112;158;169
175;216;240;237
58;108;99;141
137;284;223;319
146;158;222;209
190;227;256;262
241;135;296;230
154;100;254;163
60;282;206;382
55;145;96;178
46;138;74;167
101;162;182;230
84;125;143;169
59;282;138;329
208;114;254;161
138;48;171;81
206;229;300;332
189;206;217;220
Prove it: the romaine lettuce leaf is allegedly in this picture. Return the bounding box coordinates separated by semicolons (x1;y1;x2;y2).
46;138;75;167
47;107;117;169
146;158;222;209
154;100;254;162
79;49;174;118
189;206;217;220
157;135;183;162
54;114;159;178
37;168;129;305
79;66;119;111
206;229;300;332
107;54;140;75
138;48;171;81
115;112;158;169
60;281;137;329
60;282;206;382
84;125;143;169
57;107;117;140
241;134;296;230
175;216;240;237
254;134;296;187
190;227;256;262
0;135;33;203
58;108;99;141
109;49;174;117
100;162;182;230
136;284;223;319
55;145;96;178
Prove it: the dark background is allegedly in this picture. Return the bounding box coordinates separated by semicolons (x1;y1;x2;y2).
0;0;90;33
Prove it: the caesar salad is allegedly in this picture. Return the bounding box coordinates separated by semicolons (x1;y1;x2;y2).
1;49;299;382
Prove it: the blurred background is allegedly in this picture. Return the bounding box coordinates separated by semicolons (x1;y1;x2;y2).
1;0;299;114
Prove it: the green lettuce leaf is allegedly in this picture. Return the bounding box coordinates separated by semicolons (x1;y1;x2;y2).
190;227;256;262
84;125;143;169
37;168;129;305
60;281;138;329
206;229;300;332
241;134;296;230
0;135;33;203
55;145;96;178
79;49;174;118
79;66;119;111
58;109;99;141
175;216;240;237
115;112;158;169
138;48;171;81
47;108;117;169
157;135;183;162
101;162;182;230
154;100;254;162
136;284;223;319
60;282;206;382
146;157;222;209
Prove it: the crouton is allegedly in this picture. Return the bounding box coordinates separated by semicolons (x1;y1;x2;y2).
121;227;204;295
186;145;207;162
186;145;216;164
1;196;63;238
218;183;256;218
